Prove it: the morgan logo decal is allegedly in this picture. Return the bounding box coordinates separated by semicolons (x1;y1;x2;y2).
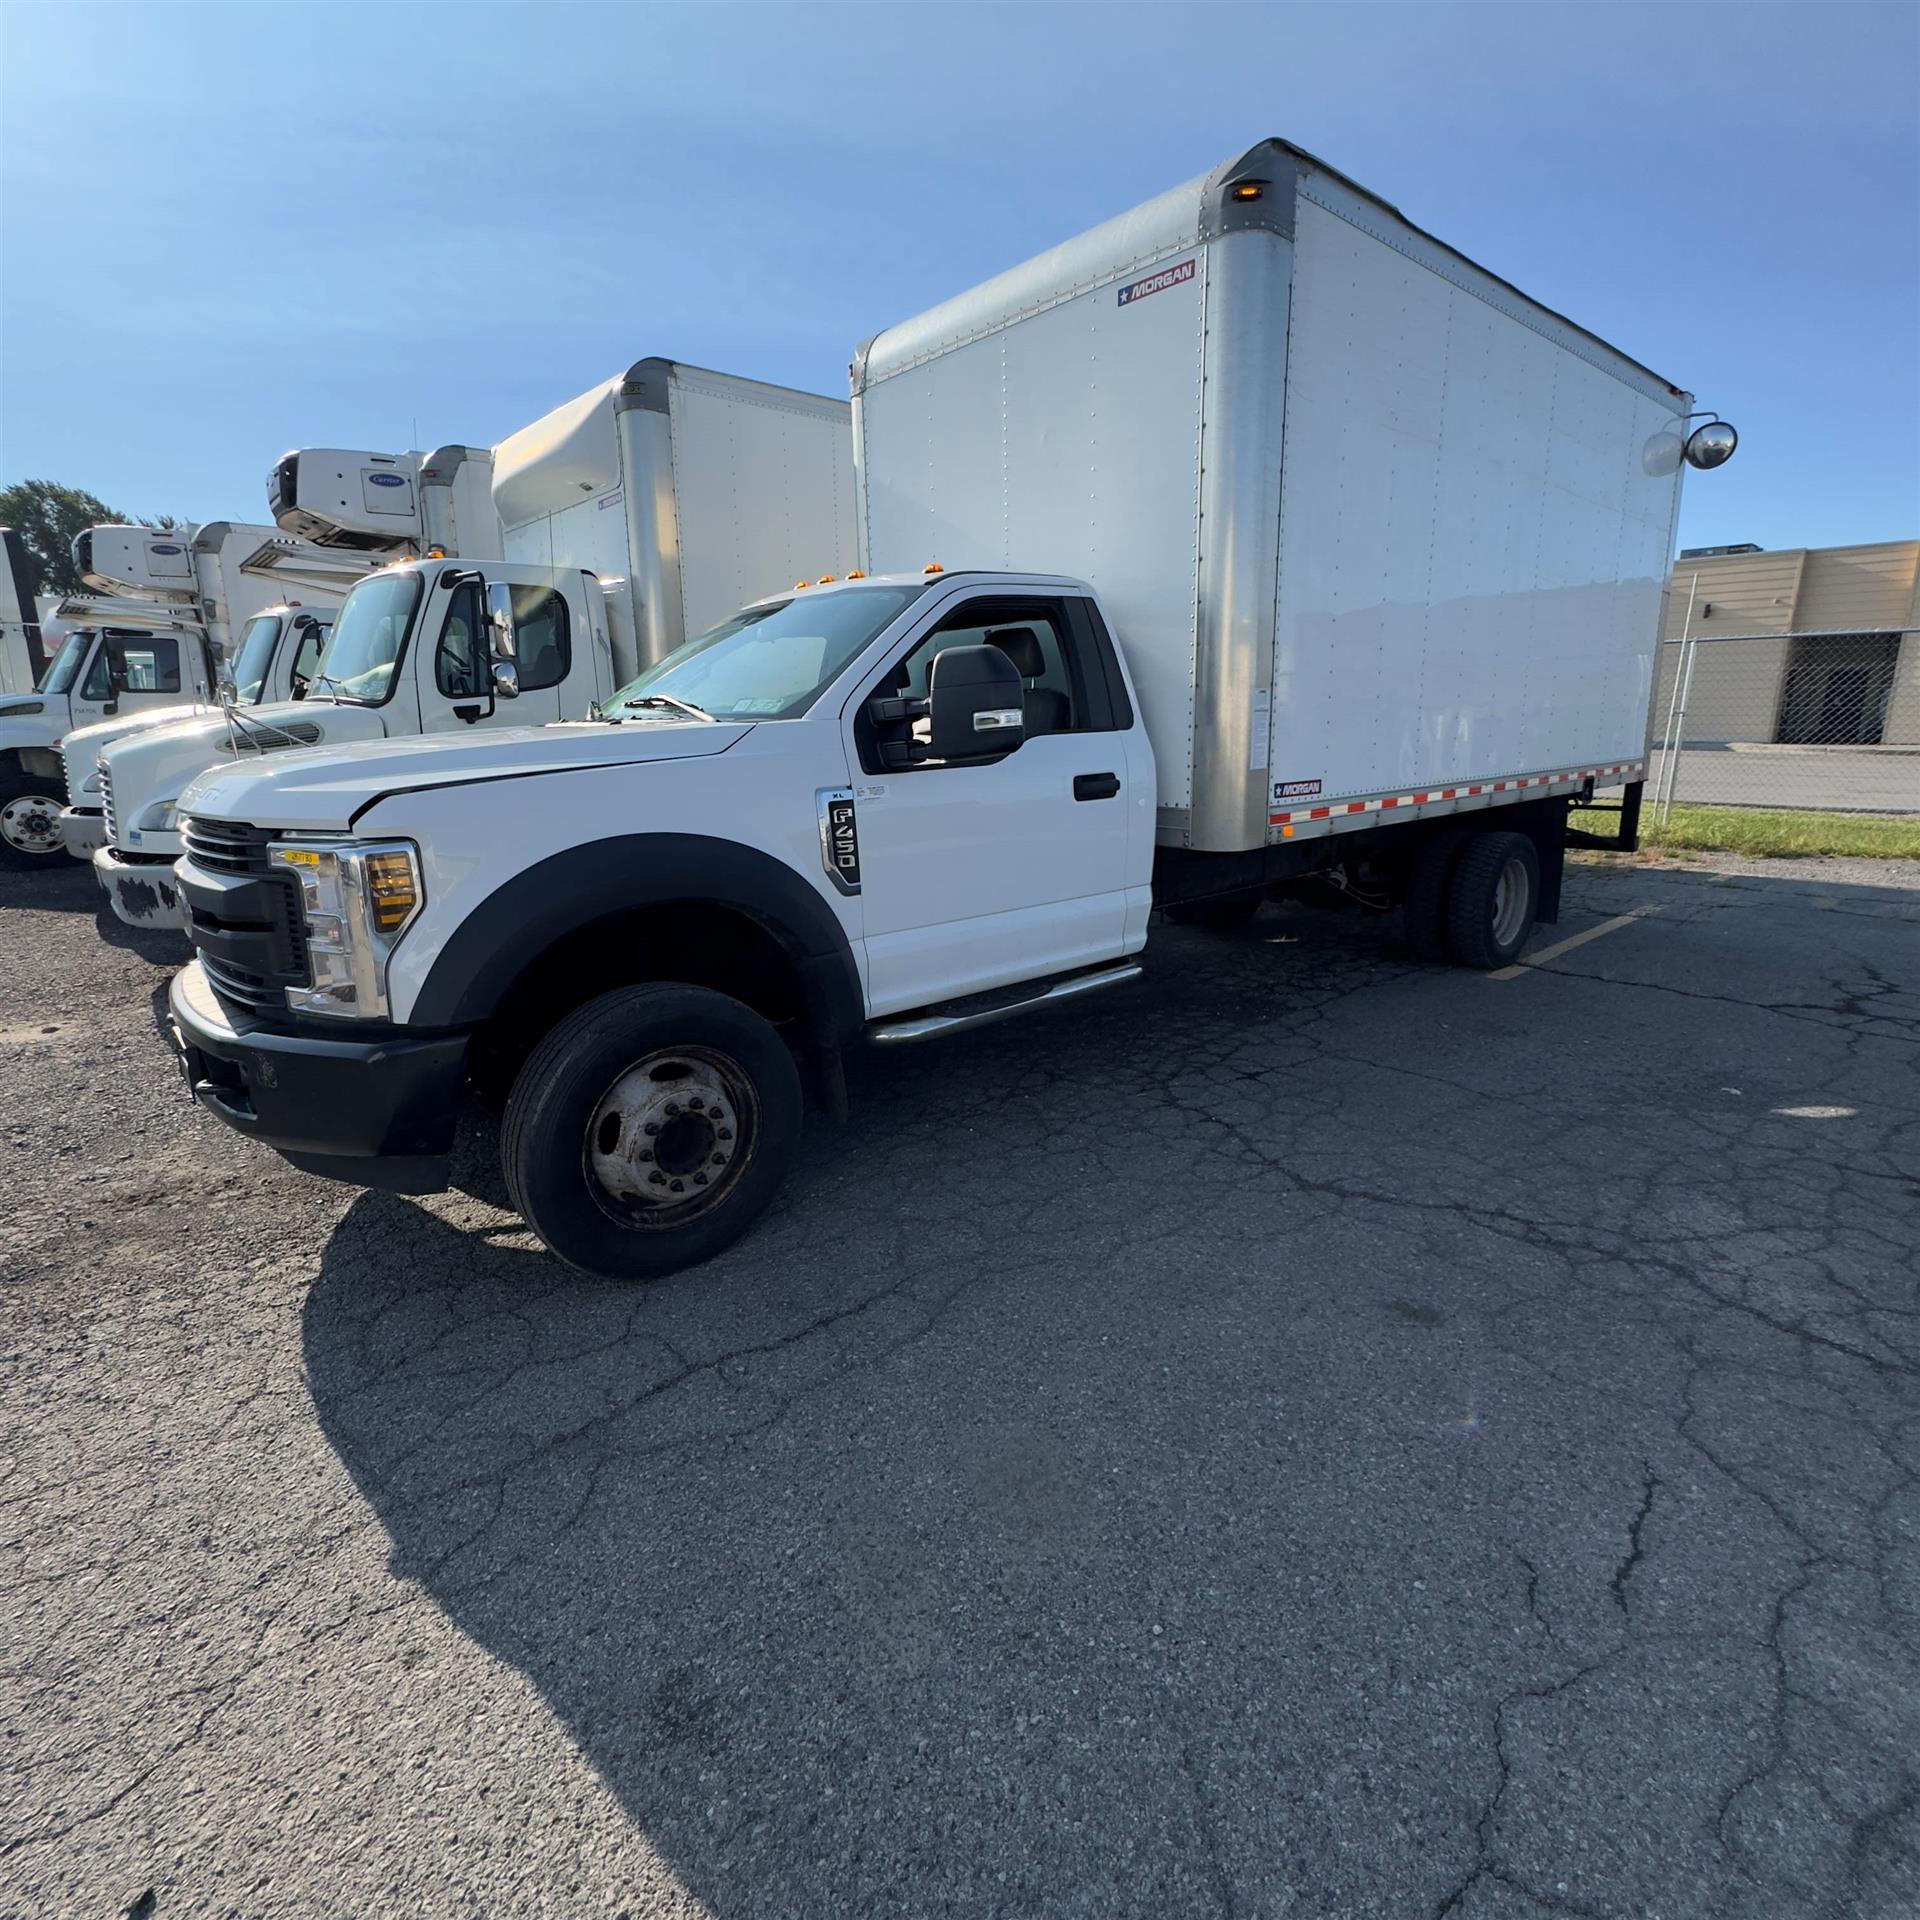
1273;777;1322;801
1117;258;1196;307
816;788;860;895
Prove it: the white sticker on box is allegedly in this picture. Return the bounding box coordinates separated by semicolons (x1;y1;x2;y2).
1249;687;1270;770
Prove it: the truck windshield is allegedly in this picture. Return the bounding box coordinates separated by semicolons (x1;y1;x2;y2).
37;631;94;695
608;584;929;723
229;615;282;704
310;570;422;704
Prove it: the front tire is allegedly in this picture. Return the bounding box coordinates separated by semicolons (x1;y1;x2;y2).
500;983;802;1281
1445;831;1540;969
0;774;67;869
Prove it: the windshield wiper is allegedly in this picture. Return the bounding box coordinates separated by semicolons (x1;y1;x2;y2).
621;693;715;722
306;671;346;706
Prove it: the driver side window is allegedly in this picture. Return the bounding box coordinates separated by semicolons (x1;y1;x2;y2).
434;581;486;699
80;644;112;701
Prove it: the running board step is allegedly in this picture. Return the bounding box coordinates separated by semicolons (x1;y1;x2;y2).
869;962;1144;1044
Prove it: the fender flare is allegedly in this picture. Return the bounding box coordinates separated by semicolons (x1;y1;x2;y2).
406;832;865;1044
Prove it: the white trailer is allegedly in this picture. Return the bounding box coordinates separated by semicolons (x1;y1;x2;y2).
0;530;48;696
267;446;503;561
493;358;856;672
159;142;1737;1279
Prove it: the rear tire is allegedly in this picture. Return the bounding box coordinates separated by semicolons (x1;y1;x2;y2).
1445;831;1540;970
0;774;67;869
1401;834;1461;963
501;983;802;1281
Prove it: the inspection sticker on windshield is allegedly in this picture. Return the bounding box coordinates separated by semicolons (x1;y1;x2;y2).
1117;258;1195;307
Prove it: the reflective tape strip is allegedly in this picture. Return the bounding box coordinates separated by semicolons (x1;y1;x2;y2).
1269;762;1644;831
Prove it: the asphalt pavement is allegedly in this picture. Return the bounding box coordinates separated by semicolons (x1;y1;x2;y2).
3;852;1917;1919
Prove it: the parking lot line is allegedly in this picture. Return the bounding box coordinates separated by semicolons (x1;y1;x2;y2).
1491;907;1653;980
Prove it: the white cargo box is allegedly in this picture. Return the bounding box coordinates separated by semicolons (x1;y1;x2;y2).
492;359;856;675
854;138;1694;853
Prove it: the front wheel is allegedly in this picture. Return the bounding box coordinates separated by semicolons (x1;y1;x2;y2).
500;983;802;1280
0;775;68;869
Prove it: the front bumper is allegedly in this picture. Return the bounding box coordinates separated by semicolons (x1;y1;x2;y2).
167;960;470;1194
58;807;107;860
95;845;189;929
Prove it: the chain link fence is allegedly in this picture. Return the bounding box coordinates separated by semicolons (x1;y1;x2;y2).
1647;628;1920;815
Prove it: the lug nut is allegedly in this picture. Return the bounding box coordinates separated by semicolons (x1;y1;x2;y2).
711;1152;727;1166
688;1097;704;1113
637;1149;653;1163
717;1127;733;1142
665;1102;681;1116
643;1121;660;1137
649;1171;667;1186
669;1179;685;1193
693;1172;708;1186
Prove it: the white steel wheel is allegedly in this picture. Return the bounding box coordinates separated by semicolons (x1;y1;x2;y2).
0;786;65;864
1444;831;1540;969
583;1044;759;1228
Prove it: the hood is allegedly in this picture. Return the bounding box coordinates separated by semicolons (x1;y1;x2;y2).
181;717;751;833
102;699;391;837
0;704;63;755
61;702;218;796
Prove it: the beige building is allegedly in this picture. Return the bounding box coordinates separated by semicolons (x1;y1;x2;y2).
1652;538;1920;746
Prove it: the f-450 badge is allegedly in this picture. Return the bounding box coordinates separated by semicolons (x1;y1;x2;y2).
816;788;861;895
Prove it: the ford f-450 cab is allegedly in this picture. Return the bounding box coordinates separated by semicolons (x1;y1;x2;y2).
162;138;1737;1281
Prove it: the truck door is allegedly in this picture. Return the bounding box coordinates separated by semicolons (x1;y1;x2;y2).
842;591;1138;1016
74;629;188;726
415;574;568;732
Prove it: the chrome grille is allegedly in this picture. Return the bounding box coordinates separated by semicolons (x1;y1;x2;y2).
99;765;116;843
181;816;271;875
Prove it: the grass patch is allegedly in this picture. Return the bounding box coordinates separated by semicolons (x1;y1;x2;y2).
1572;803;1920;860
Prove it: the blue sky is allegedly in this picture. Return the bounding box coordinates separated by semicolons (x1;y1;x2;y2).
2;0;1915;553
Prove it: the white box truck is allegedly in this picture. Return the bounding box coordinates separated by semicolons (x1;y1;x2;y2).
86;361;854;924
159;140;1737;1280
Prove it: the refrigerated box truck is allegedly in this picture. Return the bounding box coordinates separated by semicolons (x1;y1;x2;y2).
159;140;1736;1280
85;361;854;923
493;357;855;672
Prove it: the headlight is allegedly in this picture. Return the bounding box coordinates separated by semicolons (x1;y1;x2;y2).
268;838;423;1019
133;799;177;832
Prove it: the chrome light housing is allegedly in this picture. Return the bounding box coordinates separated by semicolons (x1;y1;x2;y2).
268;838;423;1019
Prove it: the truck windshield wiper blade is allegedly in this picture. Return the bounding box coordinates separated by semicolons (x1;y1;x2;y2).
621;693;715;722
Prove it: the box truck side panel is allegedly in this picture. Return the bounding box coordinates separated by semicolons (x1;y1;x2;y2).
1270;196;1684;807
858;244;1209;807
664;374;855;641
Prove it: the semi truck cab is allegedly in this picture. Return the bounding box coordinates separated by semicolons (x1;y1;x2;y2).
91;556;614;925
55;603;334;863
0;613;217;867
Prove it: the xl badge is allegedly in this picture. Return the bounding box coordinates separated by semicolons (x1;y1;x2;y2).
816;788;861;895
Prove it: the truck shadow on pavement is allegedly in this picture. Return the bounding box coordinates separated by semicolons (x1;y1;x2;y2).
298;870;1920;1918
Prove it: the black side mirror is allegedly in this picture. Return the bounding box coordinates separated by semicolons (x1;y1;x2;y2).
928;644;1024;760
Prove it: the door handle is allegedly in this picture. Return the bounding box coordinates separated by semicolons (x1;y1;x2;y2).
1073;772;1121;801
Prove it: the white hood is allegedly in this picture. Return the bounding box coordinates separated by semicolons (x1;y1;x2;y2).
102;699;391;844
61;702;220;799
180;718;751;833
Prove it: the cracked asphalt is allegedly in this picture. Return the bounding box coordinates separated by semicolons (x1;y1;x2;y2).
3;851;1917;1920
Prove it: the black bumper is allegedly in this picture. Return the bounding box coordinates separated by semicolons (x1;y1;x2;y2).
167;961;469;1194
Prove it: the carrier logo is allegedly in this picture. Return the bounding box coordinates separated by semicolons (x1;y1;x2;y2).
367;472;406;488
1117;258;1196;307
149;543;183;554
816;787;861;895
1273;777;1322;801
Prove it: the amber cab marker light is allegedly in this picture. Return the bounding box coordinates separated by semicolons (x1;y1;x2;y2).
795;579;811;590
845;569;867;579
924;562;944;574
1231;182;1264;201
816;575;837;585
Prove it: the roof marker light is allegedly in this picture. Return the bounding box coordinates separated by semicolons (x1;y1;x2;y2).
795;579;811;590
1230;181;1265;202
817;575;837;585
924;562;944;574
845;569;866;579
